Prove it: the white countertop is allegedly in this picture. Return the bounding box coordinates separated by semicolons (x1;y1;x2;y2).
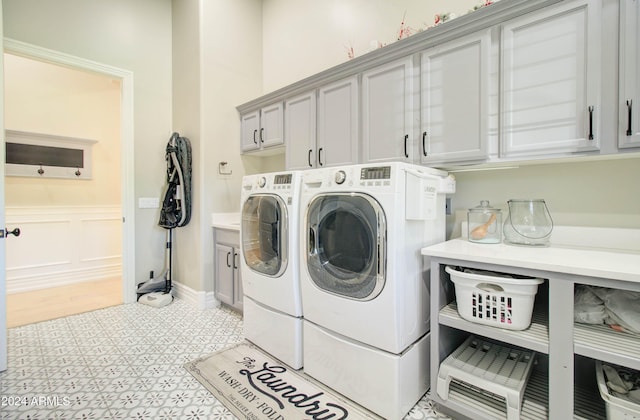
421;237;640;283
211;212;240;231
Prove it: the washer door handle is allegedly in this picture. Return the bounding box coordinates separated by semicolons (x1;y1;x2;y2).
308;227;317;256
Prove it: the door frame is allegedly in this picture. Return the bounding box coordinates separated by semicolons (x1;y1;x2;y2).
4;38;136;304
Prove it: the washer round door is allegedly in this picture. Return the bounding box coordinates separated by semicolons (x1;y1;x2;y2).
306;193;386;300
241;194;288;277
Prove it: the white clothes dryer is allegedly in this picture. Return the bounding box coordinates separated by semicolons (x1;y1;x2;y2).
240;171;303;369
299;162;454;419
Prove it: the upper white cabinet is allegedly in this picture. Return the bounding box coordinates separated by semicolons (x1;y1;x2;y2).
500;0;601;158
420;29;492;165
362;57;415;163
241;102;284;153
619;0;640;149
285;92;316;169
240;0;636;167
285;77;358;170
317;77;359;168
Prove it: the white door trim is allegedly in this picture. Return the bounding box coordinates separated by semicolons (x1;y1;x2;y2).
4;38;136;304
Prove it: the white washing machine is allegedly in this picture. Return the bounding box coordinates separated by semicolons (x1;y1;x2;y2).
240;171;303;369
299;162;454;420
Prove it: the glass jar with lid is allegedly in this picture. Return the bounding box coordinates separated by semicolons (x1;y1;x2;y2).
467;200;502;244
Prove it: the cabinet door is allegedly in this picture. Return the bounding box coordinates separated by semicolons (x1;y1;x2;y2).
260;102;284;148
362;57;415;163
420;30;491;164
240;111;260;152
501;0;601;157
233;250;243;311
317;77;359;167
620;0;640;148
285;92;316;170
215;243;235;306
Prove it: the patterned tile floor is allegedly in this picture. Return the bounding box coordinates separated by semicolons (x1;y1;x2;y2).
0;298;449;419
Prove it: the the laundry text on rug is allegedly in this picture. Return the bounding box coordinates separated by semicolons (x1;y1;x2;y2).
185;342;377;420
214;356;348;420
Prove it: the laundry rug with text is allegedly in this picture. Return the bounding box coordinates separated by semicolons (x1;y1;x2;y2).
184;341;379;420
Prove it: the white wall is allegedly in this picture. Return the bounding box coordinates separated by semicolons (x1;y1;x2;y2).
262;0;481;93
3;0;174;287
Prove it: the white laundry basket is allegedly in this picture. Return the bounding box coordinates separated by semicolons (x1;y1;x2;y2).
596;361;640;419
445;266;544;330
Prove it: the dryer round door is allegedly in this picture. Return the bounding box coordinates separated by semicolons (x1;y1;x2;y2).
241;194;288;277
306;193;386;300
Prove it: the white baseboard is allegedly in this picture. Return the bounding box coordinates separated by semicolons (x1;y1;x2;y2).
172;281;220;310
7;265;122;294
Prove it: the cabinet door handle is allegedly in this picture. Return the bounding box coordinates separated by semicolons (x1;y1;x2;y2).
233;253;238;269
318;148;324;166
422;131;427;157
260;127;264;143
226;251;231;267
404;134;409;158
308;149;313;167
627;100;633;136
588;106;594;140
253;129;257;145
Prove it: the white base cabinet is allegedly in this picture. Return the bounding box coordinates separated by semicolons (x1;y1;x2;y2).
214;228;243;312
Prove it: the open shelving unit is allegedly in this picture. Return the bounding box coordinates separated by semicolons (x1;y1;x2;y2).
426;256;640;420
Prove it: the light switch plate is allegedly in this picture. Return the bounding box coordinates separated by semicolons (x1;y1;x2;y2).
139;197;160;209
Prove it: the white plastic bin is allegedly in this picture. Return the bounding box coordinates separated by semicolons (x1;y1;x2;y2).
596;361;640;419
445;266;544;331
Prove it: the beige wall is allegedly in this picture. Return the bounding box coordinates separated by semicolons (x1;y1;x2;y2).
4;53;121;207
262;0;482;93
172;0;267;294
450;157;640;238
3;0;173;285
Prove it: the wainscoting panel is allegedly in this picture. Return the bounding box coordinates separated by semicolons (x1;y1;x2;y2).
5;206;122;293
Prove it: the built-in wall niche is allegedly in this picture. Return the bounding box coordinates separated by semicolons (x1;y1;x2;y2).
5;130;97;180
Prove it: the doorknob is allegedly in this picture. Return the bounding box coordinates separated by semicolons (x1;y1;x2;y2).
0;227;21;238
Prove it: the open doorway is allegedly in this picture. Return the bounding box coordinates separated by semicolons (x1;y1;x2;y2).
4;53;123;327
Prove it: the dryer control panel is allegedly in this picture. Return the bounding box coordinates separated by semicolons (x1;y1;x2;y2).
274;174;292;185
360;166;391;180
